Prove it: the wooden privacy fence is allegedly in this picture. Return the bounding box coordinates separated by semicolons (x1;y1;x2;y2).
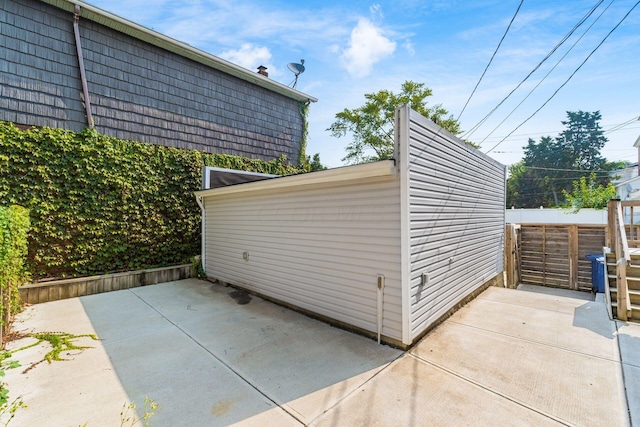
510;224;606;291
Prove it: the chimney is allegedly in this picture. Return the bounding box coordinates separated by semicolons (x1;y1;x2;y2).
257;66;268;77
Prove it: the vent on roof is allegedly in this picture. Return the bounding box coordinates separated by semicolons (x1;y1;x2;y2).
257;65;268;77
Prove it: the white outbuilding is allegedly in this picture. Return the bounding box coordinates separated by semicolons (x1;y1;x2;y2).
195;106;506;347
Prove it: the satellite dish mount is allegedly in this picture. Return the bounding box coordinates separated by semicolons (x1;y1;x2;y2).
287;59;305;89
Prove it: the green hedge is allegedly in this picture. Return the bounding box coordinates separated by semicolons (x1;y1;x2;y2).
0;205;30;322
0;122;303;279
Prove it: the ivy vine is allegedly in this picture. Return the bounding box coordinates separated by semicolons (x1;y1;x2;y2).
0;122;305;280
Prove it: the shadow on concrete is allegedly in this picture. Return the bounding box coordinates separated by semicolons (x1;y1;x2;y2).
79;279;402;425
572;301;617;340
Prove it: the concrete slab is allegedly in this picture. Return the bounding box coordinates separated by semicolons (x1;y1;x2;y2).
617;321;640;426
131;281;402;424
99;322;298;426
73;288;171;342
312;353;562;427
412;321;627;426
4;318;130;425
2;279;400;426
2;280;633;426
449;287;618;360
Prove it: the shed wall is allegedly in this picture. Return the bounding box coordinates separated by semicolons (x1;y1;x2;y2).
203;177;404;341
1;0;304;162
400;108;505;340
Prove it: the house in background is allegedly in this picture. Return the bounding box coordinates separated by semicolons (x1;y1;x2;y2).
1;0;316;163
611;135;640;200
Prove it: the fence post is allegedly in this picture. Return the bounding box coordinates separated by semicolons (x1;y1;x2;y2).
569;225;579;290
607;199;616;250
505;225;514;288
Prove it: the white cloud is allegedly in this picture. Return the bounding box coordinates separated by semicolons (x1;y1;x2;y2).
219;44;274;74
340;18;396;78
369;4;383;20
404;40;415;56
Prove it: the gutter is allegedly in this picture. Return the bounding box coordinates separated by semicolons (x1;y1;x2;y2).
41;0;317;104
72;5;94;128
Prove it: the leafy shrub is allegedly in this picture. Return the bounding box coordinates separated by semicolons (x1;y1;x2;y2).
0;122;302;279
0;205;30;322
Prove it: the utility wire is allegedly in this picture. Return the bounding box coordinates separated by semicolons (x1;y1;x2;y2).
523;166;619;172
457;0;524;122
604;116;640;134
484;0;640;154
477;0;614;147
463;0;605;139
479;118;640;143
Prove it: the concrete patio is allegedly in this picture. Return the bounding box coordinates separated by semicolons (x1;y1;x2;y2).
2;279;637;426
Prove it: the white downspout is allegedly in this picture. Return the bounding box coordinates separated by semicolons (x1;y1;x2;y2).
195;194;206;277
377;274;385;344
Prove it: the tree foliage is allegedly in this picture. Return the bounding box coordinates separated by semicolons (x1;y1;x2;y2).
0;205;30;322
327;81;461;164
563;173;616;212
507;111;622;208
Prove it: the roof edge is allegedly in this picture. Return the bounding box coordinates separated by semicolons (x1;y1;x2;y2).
195;160;397;198
41;0;317;103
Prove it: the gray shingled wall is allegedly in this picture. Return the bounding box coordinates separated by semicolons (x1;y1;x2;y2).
0;1;87;129
0;0;304;162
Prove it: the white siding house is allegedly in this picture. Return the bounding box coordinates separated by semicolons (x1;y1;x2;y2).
195;106;506;347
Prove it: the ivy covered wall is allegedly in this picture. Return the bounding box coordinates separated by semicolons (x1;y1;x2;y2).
0;122;303;279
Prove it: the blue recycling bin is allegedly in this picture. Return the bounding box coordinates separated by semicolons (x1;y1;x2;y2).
585;254;605;293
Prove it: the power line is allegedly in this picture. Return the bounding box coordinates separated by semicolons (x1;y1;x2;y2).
463;0;605;139
477;0;614;147
605;116;640;134
457;0;524;122
479;118;640;141
523;166;620;172
484;0;640;154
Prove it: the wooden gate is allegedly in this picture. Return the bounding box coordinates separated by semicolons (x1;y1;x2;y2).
517;224;606;291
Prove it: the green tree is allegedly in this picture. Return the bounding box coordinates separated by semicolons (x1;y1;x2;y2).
300;153;327;172
507;111;618;207
563;173;616;212
327;81;461;164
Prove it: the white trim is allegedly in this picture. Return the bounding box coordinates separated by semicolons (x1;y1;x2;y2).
195;195;206;276
195;161;396;198
614;174;640;188
397;106;412;345
42;0;317;103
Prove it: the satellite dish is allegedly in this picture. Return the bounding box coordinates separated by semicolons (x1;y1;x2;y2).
287;59;305;89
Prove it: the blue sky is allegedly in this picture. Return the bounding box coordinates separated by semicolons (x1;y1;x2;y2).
87;0;640;168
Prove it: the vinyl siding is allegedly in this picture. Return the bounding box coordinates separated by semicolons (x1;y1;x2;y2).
401;107;505;340
202;175;403;342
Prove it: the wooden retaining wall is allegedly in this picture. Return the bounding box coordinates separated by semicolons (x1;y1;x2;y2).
19;264;193;305
519;224;606;291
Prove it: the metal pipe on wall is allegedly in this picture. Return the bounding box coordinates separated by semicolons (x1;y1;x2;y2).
377;274;385;344
72;5;94;129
